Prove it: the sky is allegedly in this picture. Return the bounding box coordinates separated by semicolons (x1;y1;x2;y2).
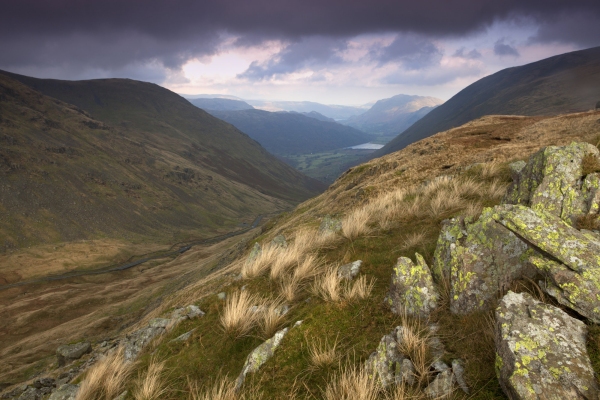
1;0;599;105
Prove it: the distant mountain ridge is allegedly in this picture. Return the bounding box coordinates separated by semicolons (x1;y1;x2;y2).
245;100;367;120
342;94;443;136
0;71;324;248
205;109;371;156
373;46;600;158
189;98;254;111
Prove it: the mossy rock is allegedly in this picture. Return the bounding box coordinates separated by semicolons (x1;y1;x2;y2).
495;291;598;399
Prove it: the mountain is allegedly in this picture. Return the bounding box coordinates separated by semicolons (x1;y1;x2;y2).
373;46;600;158
245;100;366;120
204;109;371;156
342;94;443;136
297;111;335;122
0;71;325;249
188;97;254;111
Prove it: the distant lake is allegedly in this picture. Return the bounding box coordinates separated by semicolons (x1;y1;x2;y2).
347;143;384;150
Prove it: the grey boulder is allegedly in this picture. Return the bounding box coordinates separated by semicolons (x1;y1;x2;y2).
56;342;91;367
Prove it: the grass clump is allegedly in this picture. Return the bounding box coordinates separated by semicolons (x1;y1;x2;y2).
323;363;380;400
308;336;340;369
576;213;600;230
345;276;375;301
133;358;169;400
312;267;343;302
220;291;261;338
75;347;133;400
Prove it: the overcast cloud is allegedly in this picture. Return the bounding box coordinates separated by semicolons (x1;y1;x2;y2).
0;0;599;103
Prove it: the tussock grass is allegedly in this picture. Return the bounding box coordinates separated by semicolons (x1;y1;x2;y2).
400;232;427;251
188;376;238;400
220;291;261;338
242;245;280;279
342;207;373;240
293;254;322;282
345;276;375;301
133;358;169;400
323;363;380;400
396;321;432;387
259;298;287;338
308;336;339;369
312;267;342;302
279;274;303;303
75;347;132;400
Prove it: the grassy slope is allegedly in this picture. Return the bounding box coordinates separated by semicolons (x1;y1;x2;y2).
373;46;600;158
114;111;600;399
0;73;325;250
206;109;371;156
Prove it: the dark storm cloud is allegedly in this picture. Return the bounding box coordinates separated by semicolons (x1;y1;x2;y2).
239;37;347;80
371;35;443;70
0;0;599;78
494;39;520;57
453;47;483;60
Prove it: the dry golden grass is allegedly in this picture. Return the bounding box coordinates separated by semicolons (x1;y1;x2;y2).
400;232;427;250
133;358;169;400
279;274;302;303
582;153;600;176
242;244;280;279
188;376;238;400
75;347;133;400
293;254;322;282
344;276;375;301
323;363;380;400
396;318;432;387
342;207;373;240
220;290;261;338
576;213;600;230
259;298;287;338
312;267;342;302
308;336;339;368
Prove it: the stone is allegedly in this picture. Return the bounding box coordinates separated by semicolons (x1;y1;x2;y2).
495;291;598;399
56;342;92;367
217;292;226;300
319;215;342;234
246;243;261;264
170;329;196;343
364;326;414;388
492;204;600;323
270;234;288;248
235;327;289;391
424;369;455;399
32;378;54;389
123;326;164;362
337;260;362;280
170;305;205;323
385;253;438;318
432;208;535;314
17;387;39;400
451;359;469;394
504;141;600;223
148;318;171;329
48;384;79;400
112;390;127;400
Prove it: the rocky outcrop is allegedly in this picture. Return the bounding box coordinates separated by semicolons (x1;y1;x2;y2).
495;291;598;399
235;327;289;391
270;234;288;248
123;305;204;361
432;208;535;314
492;204;600;323
386;254;438;318
338;260;362;280
246;243;262;264
47;385;78;400
319;215;342;234
424;369;455;398
364;326;415;388
505;142;600;223
56;342;91;367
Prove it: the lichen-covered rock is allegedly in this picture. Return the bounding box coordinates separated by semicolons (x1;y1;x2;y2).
338;260;362;280
451;359;469;394
235;327;289;391
432;208;535;314
271;234;288;248
424;369;455;399
246;243;262;264
48;385;78;400
492;204;600;322
319;214;342;234
504;142;600;223
170;329;196;343
56;342;91;367
365;326;415;388
123;326;164;362
495;291;598;399
386;253;438;318
170;305;205;323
